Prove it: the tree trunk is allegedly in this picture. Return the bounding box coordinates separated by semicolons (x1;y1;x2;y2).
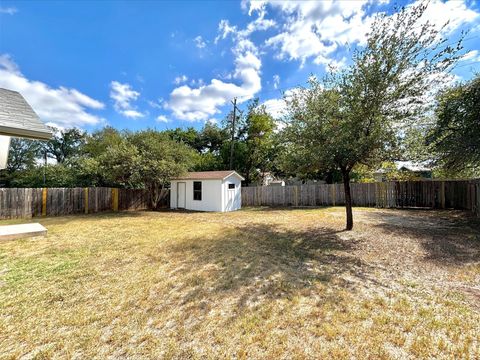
342;169;353;230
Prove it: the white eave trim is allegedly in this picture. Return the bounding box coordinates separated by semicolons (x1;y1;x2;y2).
222;171;245;181
0;125;52;140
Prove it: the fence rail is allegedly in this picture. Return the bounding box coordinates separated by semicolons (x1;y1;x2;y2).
241;180;480;216
1;180;479;220
0;187;169;220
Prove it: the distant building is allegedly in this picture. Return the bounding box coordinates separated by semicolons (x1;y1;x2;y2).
374;161;433;182
268;180;285;186
256;171;285;186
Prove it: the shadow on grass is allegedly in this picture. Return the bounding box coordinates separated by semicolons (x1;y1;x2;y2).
167;223;377;308
29;210;149;226
241;206;339;212
365;210;480;265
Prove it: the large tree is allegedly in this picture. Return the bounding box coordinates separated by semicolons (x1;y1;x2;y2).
427;75;480;176
284;2;463;230
242;100;276;185
127;130;196;208
44;127;86;163
5;138;41;173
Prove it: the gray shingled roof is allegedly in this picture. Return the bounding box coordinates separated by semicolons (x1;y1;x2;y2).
0;88;51;140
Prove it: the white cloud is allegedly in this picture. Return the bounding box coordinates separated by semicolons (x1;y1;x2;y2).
215;20;237;44
0;7;17;15
263;97;286;119
239;6;276;36
0;54;105;128
216;7;275;43
166;18;264;121
122;110;144;118
109;81;145;119
174;75;188;85
194;35;206;49
411;0;479;35
462;50;480;62
314;55;347;71
256;0;479;69
148;98;163;109
156;115;169;123
262;88;299;119
190;78;205;86
273;74;280;89
262;0;372;67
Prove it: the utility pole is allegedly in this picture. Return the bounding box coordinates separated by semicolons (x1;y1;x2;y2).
229;97;239;170
43;149;47;186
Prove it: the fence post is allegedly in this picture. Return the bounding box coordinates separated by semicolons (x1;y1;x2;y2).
41;188;47;216
331;184;336;206
112;188;119;212
476;182;480;217
84;187;89;214
25;188;33;218
440;181;446;209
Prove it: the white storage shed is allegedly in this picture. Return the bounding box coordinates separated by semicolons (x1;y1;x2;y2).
170;171;244;212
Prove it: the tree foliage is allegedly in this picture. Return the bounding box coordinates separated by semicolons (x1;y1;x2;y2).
283;2;463;229
241;100;276;185
44;127;86;163
428;75;480;176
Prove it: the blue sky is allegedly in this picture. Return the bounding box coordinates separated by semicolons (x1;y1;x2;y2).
1;0;479;132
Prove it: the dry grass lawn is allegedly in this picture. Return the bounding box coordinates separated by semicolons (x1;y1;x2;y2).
1;207;479;359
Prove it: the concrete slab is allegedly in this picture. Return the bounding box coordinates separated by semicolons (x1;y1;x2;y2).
0;223;47;241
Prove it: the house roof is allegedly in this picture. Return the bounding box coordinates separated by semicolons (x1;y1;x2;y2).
173;170;245;181
375;161;432;174
0;88;52;140
397;161;431;172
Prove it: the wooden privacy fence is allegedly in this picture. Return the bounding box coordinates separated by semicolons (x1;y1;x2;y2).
0;187;170;220
241;180;480;216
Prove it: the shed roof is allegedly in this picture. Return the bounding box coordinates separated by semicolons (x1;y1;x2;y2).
173;170;245;181
0;88;52;140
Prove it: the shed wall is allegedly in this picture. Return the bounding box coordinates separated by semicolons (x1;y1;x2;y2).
170;179;223;212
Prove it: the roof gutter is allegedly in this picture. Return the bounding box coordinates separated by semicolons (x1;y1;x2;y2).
0;125;52;140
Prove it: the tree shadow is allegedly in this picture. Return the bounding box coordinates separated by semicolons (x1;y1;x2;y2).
166;223;379;310
241;206;337;212
2;210;149;227
365;210;480;265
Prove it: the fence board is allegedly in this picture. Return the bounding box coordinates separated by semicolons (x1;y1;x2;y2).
0;187;170;220
242;180;480;216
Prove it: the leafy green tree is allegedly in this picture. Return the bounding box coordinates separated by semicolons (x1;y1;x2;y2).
284;2;462;230
242;100;276;185
83;127;124;158
164;127;203;152
5;138;41;173
1;138;42;187
96;138;140;188
427;75;480;177
199;122;229;153
44;127;86;163
193;152;224;171
128;130;196;208
9;164;76;188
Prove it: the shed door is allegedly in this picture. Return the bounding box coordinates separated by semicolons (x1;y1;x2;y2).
226;183;236;211
177;182;186;208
